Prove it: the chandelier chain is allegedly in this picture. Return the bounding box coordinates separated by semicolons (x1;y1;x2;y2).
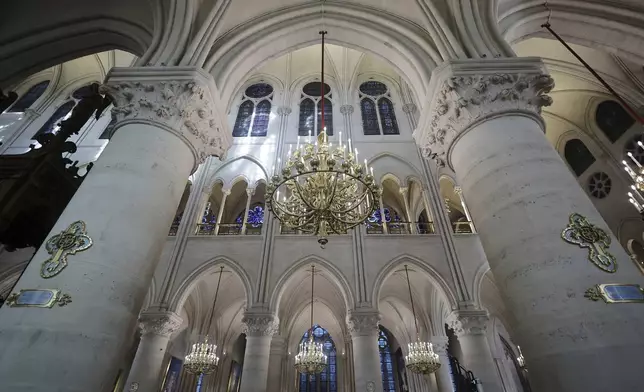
404;265;420;340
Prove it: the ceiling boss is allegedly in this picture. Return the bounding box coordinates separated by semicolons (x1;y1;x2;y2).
265;31;380;247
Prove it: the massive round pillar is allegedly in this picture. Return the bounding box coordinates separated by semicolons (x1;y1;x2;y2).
124;311;183;392
414;58;644;391
238;312;277;392
347;310;383;392
0;67;230;391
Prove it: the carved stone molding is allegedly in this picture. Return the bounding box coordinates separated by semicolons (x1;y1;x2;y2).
277;106;292;116
414;58;554;168
347;309;380;336
100;67;232;170
139;311;183;337
448;310;489;337
402;103;417;114
242;312;279;337
340;104;354;115
429;335;449;356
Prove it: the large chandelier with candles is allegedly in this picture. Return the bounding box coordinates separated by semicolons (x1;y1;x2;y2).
265;31;380;247
184;266;224;375
294;265;328;374
402;265;441;375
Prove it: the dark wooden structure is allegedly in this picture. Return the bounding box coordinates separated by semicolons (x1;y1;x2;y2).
0;83;111;250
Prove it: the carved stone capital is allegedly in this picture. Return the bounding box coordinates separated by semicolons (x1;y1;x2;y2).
402;103;417;114
347;309;380;336
429;335;449;356
340;104;354;115
448;310;489;337
453;186;463;195
277;106;292;116
414;58;553;168
242;312;278;337
139;311;183;337
100;67;232;171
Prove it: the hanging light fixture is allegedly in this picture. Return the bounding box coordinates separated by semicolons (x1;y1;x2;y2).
540;3;644;215
402;265;441;375
294;265;327;374
184;266;224;375
265;29;380;248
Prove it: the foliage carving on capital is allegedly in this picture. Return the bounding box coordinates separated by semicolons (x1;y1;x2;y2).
340;105;354;115
347;310;380;336
414;65;554;167
277;106;292;116
449;311;489;337
402;103;417;114
242;313;279;337
429;336;449;356
100;73;230;165
139;311;183;337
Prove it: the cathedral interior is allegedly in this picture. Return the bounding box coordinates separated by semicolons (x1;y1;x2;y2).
0;1;644;392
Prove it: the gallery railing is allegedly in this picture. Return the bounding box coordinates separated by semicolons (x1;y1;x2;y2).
449;356;482;392
452;221;474;234
365;221;435;235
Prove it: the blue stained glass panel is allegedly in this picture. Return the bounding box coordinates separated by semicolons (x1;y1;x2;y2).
378;97;399;135
71;84;97;100
360;81;388;96
317;98;333;135
33;100;76;138
233;100;254;137
245;83;273;99
299;98;315;136
379;328;396;392
9;81;50;113
361;98;379;135
251;100;271;136
236;205;264;226
299;325;337;392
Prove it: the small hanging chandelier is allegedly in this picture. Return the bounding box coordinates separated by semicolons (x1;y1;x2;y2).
294;265;327;374
402;265;441;375
184;266;224;375
265;30;380;247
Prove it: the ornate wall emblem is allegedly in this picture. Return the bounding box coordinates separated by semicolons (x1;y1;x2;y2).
561;213;616;273
40;221;92;278
5;289;72;308
366;381;375;392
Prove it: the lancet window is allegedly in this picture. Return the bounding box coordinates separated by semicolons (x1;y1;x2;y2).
299;82;333;136
379;327;396;392
33;83;99;138
232;83;273;137
298;325;337;392
359;81;399;135
6;80;50;113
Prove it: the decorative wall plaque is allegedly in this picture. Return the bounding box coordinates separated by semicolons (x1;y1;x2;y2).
40;221;92;278
561;213;617;273
5;289;72;308
584;284;644;303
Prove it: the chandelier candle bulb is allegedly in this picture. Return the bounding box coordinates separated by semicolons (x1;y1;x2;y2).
638;141;644;149
628;152;642;167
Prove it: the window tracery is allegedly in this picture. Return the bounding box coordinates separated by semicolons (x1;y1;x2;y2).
33;83;99;138
299;325;337;392
378;327;396;392
587;172;612;199
359;81;399;135
596;100;634;143
236;205;264;227
564;138;595;177
7;80;50;113
299;82;333;136
232;83;273;137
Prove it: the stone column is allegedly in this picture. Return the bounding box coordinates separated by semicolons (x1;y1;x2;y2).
347;309;383;392
450;311;501;392
378;193;388;234
430;336;455;392
399;186;416;234
239;312;278;392
240;187;255;235
414;57;644;391
124;311;183;392
0;66;230;391
453;186;475;233
267;335;286;391
214;189;230;235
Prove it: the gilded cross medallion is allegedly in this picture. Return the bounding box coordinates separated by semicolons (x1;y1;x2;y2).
40;221;92;278
561;213;617;273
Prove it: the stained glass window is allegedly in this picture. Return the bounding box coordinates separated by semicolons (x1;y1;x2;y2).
564;138;595;177
299;82;332;136
361;99;379;135
359;81;399;135
368;208;401;224
33;100;76;137
8;80;50;113
233;100;255;137
596;100;634;143
99;117;118;140
378;98;399;135
379;327;396;392
233;83;273;137
299;325;337;392
71;84;97;100
236;205;264;227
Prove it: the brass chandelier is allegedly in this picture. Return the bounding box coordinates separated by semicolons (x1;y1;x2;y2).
266;31;380;247
184;266;224;375
402;265;441;375
294;265;327;374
